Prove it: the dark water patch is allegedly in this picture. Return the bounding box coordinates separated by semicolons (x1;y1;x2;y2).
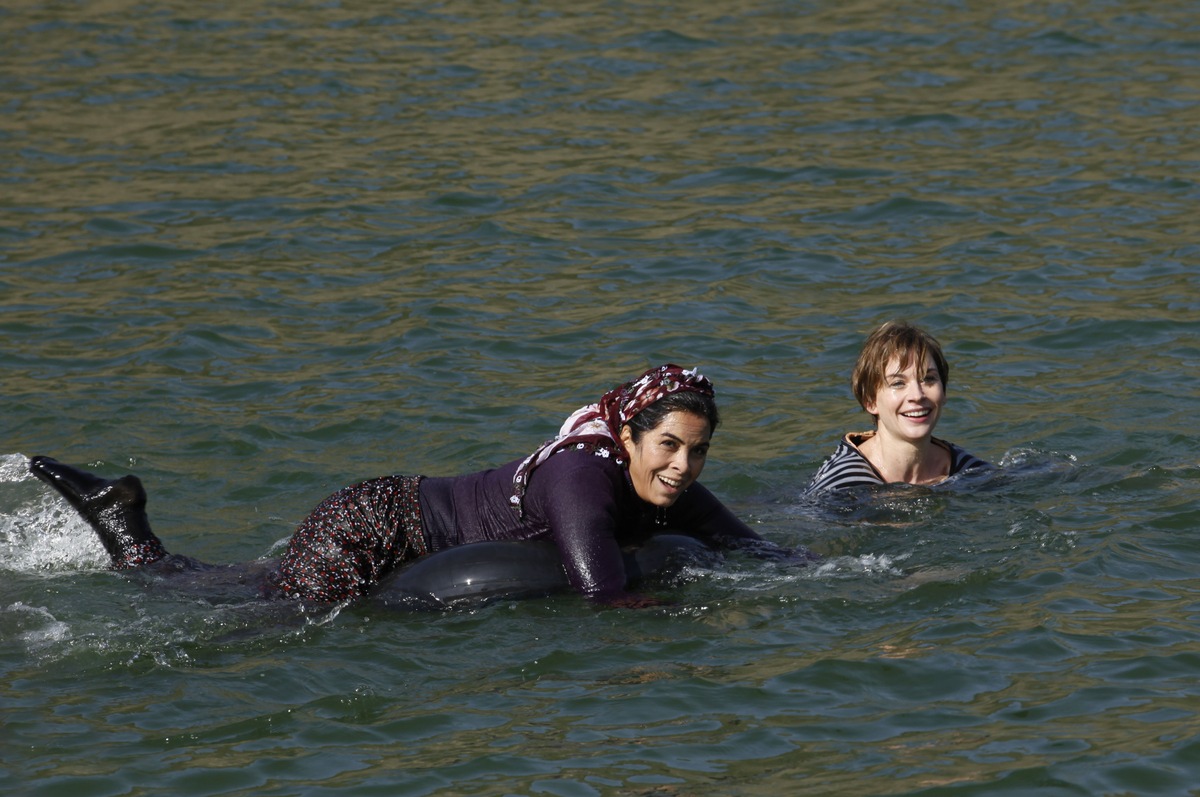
814;196;980;226
615;29;720;54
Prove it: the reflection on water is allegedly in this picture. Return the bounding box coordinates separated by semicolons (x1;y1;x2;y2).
2;1;1199;795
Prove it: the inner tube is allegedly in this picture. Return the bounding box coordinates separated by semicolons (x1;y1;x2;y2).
372;534;718;609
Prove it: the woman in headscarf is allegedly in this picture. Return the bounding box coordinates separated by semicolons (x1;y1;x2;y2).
804;322;990;494
31;364;776;607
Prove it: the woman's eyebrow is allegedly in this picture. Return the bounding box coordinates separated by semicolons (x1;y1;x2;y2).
660;431;709;445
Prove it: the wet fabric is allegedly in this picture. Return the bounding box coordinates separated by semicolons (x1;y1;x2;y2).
804;433;991;494
272;475;426;603
116;539;170;569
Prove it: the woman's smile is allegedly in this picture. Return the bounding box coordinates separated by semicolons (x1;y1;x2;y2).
865;353;946;443
620;411;712;507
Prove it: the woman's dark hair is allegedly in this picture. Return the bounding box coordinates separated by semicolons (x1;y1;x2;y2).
624;391;720;442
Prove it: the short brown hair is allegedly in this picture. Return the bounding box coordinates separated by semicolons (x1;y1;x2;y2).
851;321;949;415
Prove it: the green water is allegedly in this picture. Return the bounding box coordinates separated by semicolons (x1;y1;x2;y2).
3;1;1199;794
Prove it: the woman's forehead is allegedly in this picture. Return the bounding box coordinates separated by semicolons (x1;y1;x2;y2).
648;410;712;440
885;350;935;374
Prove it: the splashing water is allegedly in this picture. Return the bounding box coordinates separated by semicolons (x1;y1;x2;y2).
0;453;109;572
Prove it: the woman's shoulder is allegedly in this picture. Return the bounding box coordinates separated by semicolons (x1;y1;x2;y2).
935;439;992;476
524;444;626;489
517;445;638;526
803;433;885;494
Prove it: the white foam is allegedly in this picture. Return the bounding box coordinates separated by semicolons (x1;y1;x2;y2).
0;452;34;483
0;453;109;572
2;601;73;648
680;552;910;595
813;553;908;579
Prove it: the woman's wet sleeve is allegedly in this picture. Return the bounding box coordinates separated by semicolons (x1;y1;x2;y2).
674;482;765;546
530;457;629;600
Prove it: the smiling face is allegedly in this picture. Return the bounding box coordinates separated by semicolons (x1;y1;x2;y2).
864;352;947;444
619;410;712;507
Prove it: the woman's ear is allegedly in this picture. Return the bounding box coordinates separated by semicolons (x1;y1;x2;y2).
619;424;634;446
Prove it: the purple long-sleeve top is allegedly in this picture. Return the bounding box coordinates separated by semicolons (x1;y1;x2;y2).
417;447;762;600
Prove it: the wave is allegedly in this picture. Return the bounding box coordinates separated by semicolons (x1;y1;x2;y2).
0;452;109;573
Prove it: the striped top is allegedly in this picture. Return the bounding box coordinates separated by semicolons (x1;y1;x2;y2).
804;433;990;494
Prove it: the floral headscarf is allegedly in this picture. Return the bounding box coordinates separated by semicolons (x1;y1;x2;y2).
509;364;715;513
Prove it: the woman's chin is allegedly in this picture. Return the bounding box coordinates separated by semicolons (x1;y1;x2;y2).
641;490;682;508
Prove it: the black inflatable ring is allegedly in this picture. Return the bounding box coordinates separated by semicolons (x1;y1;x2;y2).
372;534;717;608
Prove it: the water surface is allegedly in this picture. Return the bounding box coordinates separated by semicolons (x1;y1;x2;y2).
3;1;1199;795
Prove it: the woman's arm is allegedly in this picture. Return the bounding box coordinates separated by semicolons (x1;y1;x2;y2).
673;483;818;562
670;482;762;545
530;452;640;602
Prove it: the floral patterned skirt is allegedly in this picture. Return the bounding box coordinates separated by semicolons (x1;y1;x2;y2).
272;475;427;603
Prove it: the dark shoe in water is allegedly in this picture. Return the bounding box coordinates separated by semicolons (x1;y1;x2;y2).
29;456;168;568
